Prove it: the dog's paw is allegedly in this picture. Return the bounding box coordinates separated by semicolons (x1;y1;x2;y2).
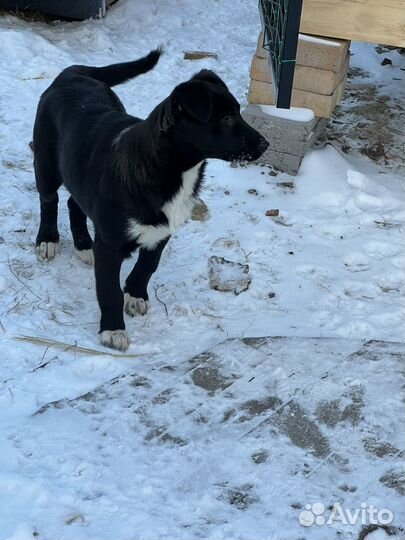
124;293;149;317
75;248;94;266
36;242;59;261
100;329;130;351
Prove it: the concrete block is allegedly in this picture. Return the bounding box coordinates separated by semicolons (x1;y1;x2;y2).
256;32;350;72
248;77;346;118
242;104;321;155
251;53;349;95
241;104;327;175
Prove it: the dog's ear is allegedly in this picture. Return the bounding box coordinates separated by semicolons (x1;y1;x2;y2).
172;81;212;123
192;70;228;90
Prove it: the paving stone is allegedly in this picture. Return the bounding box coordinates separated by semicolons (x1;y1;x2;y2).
31;337;405;538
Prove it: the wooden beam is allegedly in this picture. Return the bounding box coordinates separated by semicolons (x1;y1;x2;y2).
300;0;405;47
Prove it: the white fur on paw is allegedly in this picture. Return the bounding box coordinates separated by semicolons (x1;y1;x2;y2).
100;329;130;351
75;248;94;266
36;242;58;261
124;293;149;316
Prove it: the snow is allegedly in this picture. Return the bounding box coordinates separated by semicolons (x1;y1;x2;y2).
0;1;404;539
0;275;10;293
299;33;341;46
258;104;315;122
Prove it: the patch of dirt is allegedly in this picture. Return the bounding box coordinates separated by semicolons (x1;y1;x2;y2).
270;401;331;458
238;396;282;422
315;385;365;427
191;366;233;393
159;433;188;446
251;450;269;464
242;336;271;348
379;468;405;495
339;484;357;492
152;388;173;404
129;376;151;388
226;484;259;510
315;398;342;428
317;54;405;172
350;340;405;362
363;437;402;458
340;386;364;425
144;426;188;446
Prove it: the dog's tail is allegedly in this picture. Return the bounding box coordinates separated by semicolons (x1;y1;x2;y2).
73;48;161;87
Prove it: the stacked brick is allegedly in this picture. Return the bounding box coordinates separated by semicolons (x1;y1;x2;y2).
242;32;351;173
248;32;350;118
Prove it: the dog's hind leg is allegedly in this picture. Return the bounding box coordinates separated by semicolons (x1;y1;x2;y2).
67;196;94;266
124;237;170;317
35;157;61;261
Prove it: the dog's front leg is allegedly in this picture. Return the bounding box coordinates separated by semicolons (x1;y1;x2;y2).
124;237;170;317
93;234;128;351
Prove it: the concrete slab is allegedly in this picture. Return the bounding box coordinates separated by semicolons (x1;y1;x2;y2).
33;336;405;539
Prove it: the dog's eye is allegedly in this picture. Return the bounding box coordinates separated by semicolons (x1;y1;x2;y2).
220;115;233;127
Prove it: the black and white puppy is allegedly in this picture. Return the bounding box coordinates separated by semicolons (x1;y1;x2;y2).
33;49;269;351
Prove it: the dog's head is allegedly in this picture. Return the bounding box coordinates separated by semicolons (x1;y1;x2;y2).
162;70;269;162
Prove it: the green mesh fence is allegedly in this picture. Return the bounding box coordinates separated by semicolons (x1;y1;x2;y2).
258;0;303;109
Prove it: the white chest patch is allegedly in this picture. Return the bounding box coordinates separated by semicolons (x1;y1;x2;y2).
127;161;203;250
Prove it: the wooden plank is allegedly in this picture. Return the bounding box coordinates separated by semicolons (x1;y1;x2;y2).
184;51;218;60
256;32;350;72
248;77;347;118
251;53;349;95
300;0;405;47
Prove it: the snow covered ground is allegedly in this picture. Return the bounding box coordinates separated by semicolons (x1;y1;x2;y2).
0;1;404;539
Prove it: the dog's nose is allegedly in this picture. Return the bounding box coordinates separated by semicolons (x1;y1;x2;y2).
257;137;269;154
